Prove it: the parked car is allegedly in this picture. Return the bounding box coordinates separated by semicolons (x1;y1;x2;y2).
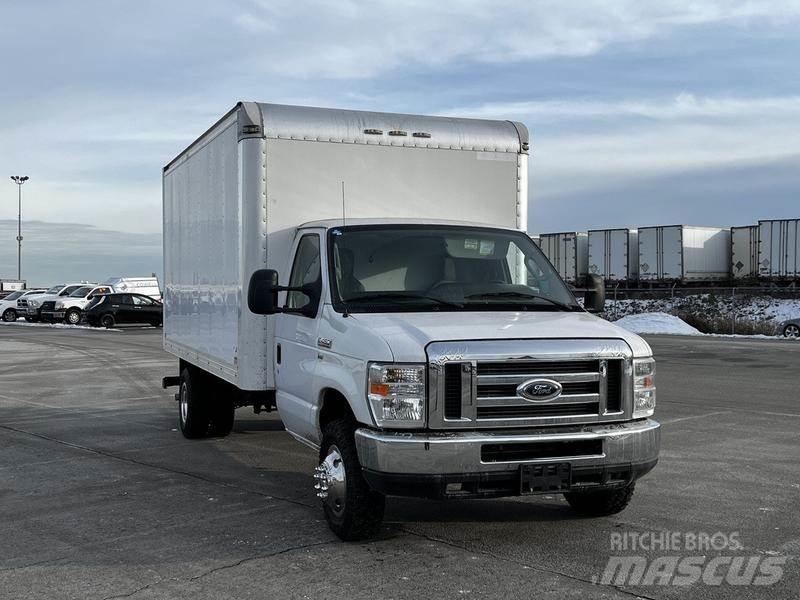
84;293;163;328
42;284;112;324
781;318;800;339
25;284;87;322
0;289;46;322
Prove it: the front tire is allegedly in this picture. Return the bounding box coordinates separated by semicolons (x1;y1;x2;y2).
2;308;17;322
564;483;635;516
178;368;211;439
784;324;800;339
317;418;385;541
65;308;82;325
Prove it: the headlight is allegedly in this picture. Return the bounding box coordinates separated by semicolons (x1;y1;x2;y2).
367;363;425;428
29;299;40;308
55;302;65;310
633;357;656;418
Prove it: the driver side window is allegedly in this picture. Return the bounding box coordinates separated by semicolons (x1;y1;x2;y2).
286;234;321;314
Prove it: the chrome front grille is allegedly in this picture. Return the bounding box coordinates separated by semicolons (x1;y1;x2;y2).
428;339;632;429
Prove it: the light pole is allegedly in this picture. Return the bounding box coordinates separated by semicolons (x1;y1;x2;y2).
10;175;29;280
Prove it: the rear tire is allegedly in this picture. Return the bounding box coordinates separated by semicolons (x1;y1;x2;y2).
178;368;211;439
318;418;385;541
2;308;17;322
564;483;635;516
65;308;82;325
101;314;115;329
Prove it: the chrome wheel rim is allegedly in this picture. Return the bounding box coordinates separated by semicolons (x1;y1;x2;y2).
179;382;189;424
3;310;14;321
317;445;347;517
785;324;800;338
68;311;80;324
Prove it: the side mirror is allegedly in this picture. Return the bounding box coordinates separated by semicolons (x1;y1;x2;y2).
584;274;606;313
248;269;280;314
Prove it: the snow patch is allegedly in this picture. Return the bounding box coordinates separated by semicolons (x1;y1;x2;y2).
0;321;121;332
614;312;701;335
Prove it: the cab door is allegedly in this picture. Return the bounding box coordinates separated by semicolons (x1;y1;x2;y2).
274;231;325;442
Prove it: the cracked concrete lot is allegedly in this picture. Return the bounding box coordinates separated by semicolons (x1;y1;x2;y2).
0;325;798;599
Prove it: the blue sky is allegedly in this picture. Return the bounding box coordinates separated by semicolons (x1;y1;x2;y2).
1;1;800;284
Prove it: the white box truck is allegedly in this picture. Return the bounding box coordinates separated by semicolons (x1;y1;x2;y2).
162;102;660;540
731;225;759;280
588;228;638;283
638;225;731;283
758;219;800;281
538;232;589;285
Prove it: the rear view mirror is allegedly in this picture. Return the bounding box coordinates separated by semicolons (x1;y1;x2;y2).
584;274;606;314
248;269;280;314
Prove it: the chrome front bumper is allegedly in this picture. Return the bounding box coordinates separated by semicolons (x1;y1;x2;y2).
355;419;660;475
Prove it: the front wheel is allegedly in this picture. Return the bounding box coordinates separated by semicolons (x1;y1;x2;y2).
2;308;17;322
65;308;82;325
317;419;385;541
564;483;635;516
784;324;800;339
100;314;116;329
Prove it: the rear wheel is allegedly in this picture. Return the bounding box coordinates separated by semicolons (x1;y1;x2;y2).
317;418;385;540
100;314;116;328
2;308;17;322
784;324;800;339
178;368;211;439
65;308;82;325
564;483;635;516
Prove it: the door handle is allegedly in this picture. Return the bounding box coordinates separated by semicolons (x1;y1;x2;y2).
317;337;332;349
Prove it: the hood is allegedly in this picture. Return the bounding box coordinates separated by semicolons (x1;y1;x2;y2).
27;293;61;305
349;310;652;362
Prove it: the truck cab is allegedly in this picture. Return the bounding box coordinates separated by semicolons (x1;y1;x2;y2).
25;284;85;322
162;102;659;540
47;285;113;324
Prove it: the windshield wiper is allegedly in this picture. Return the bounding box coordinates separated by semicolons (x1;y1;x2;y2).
464;291;579;312
344;293;463;309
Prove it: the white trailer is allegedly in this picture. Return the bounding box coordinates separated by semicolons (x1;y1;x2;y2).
105;276;162;301
538;232;589;285
588;228;638;283
758;219;800;280
731;225;759;280
638;225;731;283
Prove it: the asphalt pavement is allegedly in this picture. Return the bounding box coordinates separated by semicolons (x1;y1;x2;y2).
0;324;797;599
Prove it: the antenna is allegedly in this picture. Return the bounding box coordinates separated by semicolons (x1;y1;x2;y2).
341;181;346;226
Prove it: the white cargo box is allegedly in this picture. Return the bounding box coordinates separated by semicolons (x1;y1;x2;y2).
758;219;800;280
162;102;529;391
105;276;162;300
538;232;589;284
731;225;759;280
638;225;731;282
588;228;638;282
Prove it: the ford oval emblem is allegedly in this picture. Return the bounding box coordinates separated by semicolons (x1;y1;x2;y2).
516;378;562;403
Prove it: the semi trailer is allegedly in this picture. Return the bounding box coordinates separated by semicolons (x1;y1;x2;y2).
538;232;589;285
161;102;660;540
588;228;638;283
638;225;731;283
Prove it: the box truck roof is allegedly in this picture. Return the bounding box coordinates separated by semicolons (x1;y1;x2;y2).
165;102;529;173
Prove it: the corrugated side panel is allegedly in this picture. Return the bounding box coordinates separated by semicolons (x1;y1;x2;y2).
262;139;520;280
682;227;731;281
731;226;759;279
759;220;800;279
163;116;269;390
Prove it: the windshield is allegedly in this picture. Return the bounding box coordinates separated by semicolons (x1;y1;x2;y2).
328;225;579;313
4;291;22;301
46;285;65;294
69;286;92;298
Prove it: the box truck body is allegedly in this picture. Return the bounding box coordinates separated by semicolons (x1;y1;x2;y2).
638;225;730;283
588;228;638;283
163;103;528;391
538;232;589;284
758;219;800;280
731;225;759;280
